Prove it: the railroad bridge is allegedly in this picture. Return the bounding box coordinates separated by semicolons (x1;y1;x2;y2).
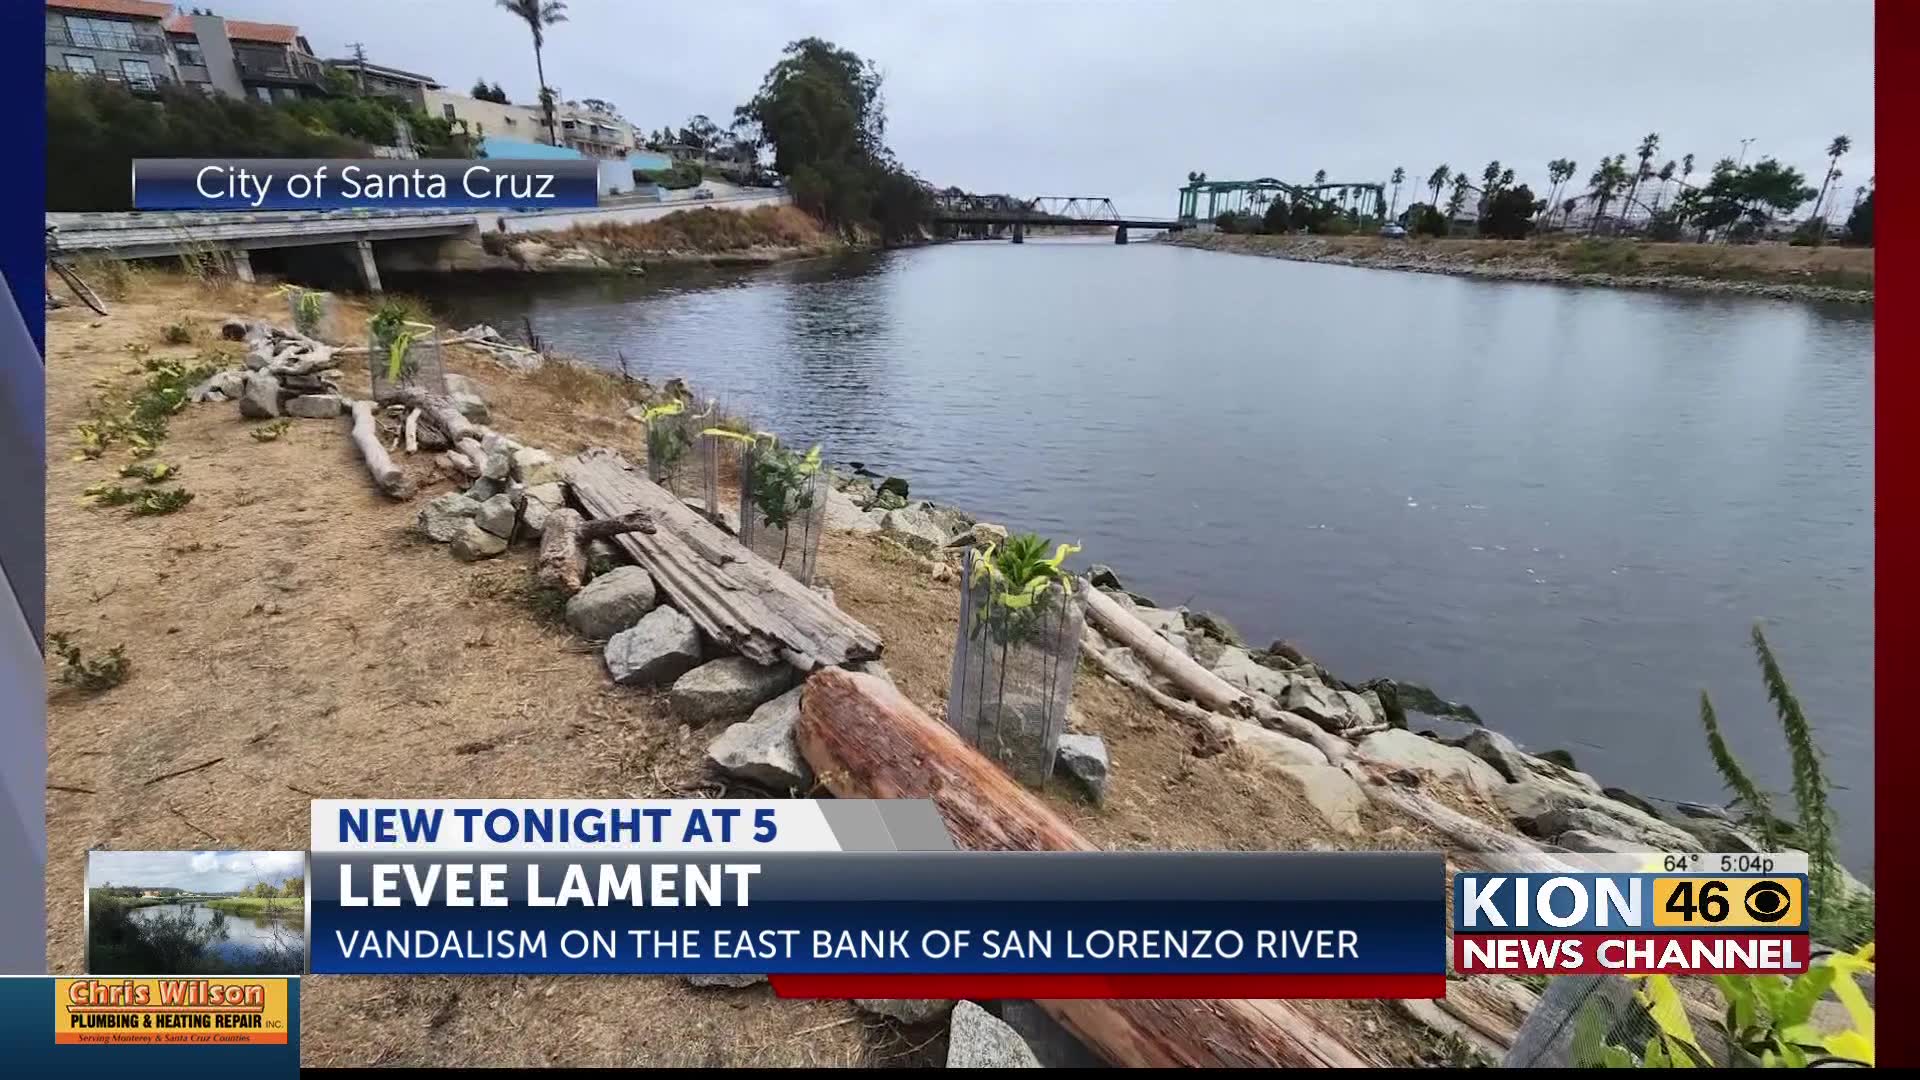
929;194;1180;244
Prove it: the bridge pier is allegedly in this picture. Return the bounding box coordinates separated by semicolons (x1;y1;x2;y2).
1114;225;1129;245
228;248;254;283
352;239;383;294
1011;223;1024;244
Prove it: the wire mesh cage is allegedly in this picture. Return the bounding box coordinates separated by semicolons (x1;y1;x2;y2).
701;426;744;531
946;546;1086;786
735;439;828;585
1505;974;1666;1068
284;286;335;341
642;402;703;497
366;318;446;401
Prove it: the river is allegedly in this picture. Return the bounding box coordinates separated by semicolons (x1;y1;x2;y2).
402;238;1874;875
130;901;305;968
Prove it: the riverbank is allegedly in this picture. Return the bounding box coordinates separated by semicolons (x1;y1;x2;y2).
485;205;858;274
204;896;302;917
1167;232;1874;303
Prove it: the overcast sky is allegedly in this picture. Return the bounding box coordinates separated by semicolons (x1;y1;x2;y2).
199;0;1873;215
90;850;304;892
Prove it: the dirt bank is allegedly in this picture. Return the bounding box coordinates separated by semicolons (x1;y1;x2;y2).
46;273;1469;1066
1167;232;1873;304
488;205;853;274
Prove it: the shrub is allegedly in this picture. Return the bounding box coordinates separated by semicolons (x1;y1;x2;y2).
161;320;194;345
1845;192;1873;246
49;632;129;691
1477;184;1538;239
1407;203;1448;237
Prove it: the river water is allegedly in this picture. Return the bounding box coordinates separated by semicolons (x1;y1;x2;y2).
403;239;1874;874
130;902;305;967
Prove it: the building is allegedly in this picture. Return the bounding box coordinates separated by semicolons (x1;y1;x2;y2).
423;87;542;146
172;14;326;103
45;0;175;94
323;57;440;109
553;99;635;160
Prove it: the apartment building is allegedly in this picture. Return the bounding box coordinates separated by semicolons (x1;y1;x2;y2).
323;58;441;110
553;99;636;159
422;87;541;145
46;1;325;103
45;0;174;93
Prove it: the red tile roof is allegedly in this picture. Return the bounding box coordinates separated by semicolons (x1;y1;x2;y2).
221;19;301;45
48;0;174;18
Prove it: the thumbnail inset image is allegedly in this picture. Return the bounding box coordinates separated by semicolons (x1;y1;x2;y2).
87;850;305;975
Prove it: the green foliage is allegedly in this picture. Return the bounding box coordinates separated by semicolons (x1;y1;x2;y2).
49;631;130;691
130;488;194;516
251;419;294;442
1478;183;1539;239
743;438;822;531
1846;192;1873;246
368;303;430;383
73;355;217;461
1789;219;1829;247
1407;203;1449;237
735;38;928;242
119;461;179;484
635;161;704;189
1750;625;1836;914
641;400;693;479
283;286;327;337
47;73;362;211
1686;158;1818;234
160;320;194;345
969;534;1080;646
1580;954;1876;1068
1213;211;1263;234
1697;691;1778;846
471;79;511;104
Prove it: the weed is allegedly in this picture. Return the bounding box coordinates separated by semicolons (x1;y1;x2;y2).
82;483;140;507
130;488;194;515
161;319;195;345
48;631;130;691
251;419;293;442
119;461;179;484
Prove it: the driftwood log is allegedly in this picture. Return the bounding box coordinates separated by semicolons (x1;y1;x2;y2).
566;449;882;670
537;508;658;593
347;399;412;499
795;668;1371;1068
1082;585;1253;716
390;387;483;443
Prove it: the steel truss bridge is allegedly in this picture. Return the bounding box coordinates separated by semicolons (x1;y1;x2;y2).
929;193;1180;243
1176;176;1387;226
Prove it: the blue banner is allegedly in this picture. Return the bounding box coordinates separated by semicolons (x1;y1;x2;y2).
131;158;599;210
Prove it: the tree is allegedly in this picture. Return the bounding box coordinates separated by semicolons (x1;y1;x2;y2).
1586;153;1629;232
1541;158;1575;228
280;876;304;899
1478;183;1538;239
471;79;509;104
1387;166;1406;218
1445;173;1470;219
1406;201;1448;237
678;113;722;153
1651;159;1676;213
1426;164;1450;209
1478;159;1501;215
497;0;568;145
1692;157;1817;236
1846;189;1873;245
1620;132;1659;223
1811;134;1851;221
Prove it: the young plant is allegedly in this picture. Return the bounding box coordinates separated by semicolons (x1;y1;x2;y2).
968;533;1081;646
368;303;433;385
48;631;130;691
641;400;693;482
281;285;327;338
251;419;293;442
130;488;193;515
708;430;823;569
82;483;140;507
119;461;178;484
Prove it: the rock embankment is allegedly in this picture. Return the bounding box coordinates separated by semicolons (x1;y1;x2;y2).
1168;232;1873;305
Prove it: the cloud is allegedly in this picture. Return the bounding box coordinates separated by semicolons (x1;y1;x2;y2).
89;850;303;893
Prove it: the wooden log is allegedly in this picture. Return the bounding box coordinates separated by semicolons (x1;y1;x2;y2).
1079;636;1230;755
403;408;420;454
268;346;339;377
1356;773;1570;873
538;509;658;594
795;668;1371;1069
565;449;882;670
452;437;488;477
1082;585;1252;716
390;386;481;443
348;398;413;499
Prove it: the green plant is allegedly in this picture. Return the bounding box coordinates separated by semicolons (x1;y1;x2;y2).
48;631;130;691
161;320;194;345
82;483;140;506
283;286;327;337
968;534;1080;646
251;419;293;442
130;488;194;515
711;430;823;568
642;400;693;482
369;304;433;385
119;461;178;484
1697;692;1778;847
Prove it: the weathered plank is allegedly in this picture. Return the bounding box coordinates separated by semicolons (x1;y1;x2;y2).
796;667;1373;1068
566;449;882;670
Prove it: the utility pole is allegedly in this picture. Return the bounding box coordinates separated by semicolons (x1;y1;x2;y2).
347;41;367;94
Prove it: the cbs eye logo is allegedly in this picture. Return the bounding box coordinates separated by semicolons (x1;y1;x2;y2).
1743;881;1792;923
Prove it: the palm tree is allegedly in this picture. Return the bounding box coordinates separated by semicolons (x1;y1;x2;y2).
1312;168;1327;186
1651;160;1676;213
1446;172;1471;220
1478;160;1501;214
1587;154;1628;233
1388;166;1406;217
1812;134;1851;221
498;0;569;146
1542;159;1575;228
1620;132;1659;225
1427;164;1451;209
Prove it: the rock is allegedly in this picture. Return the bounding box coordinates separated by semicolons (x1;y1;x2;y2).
565;566;659;639
238;371;281;418
1357;729;1504;792
482;444;513;481
1535;748;1580;770
604;606;703;686
1455;728;1532;783
451;391;490;423
706;685;811;791
1087;564;1124;590
1211;646;1295;701
921;502;973;539
1336;689;1378;728
1496;778;1704;851
669;656;796;723
524;482;567;511
1283;678;1370;732
881;505;950;551
519;493;551;535
824;486;882;533
855;998;954;1025
417;493;481;542
511;446;562;486
1055;733;1110;804
283;393;344;419
1185;610;1242;645
475;494;519;539
450;520;508;561
946;1001;1040;1068
1603;787;1660;818
685;973;764;989
1218;718;1329;768
1265;639;1312;667
969;521;1009;546
1520;755;1606;795
192;369;248;402
444;373;486;400
1384;679;1484;725
464;476;505;503
1273;763;1369;833
847;659;896;687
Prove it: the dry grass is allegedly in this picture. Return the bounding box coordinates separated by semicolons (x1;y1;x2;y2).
47;271;1446;1067
558;206;828;257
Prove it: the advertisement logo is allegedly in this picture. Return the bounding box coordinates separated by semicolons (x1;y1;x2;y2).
53;978;291;1045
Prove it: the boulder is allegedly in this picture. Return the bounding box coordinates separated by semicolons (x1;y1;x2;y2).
1271;762;1368;833
1211;646;1295;701
685;973;764;988
1357;729;1504;792
524;482;567;511
452;391;491;423
450;520;508;561
1496;778;1704;851
605;606;703;686
511;446;562;486
1283;678;1369;732
284;393;343;419
1533;806;1704;852
969;521;1009;546
1603;787;1661;818
239;371;281;419
564;566;659;639
824;486;882;533
1054;733;1110;804
706;685;811;791
1087;564;1124;590
519;493;551;535
444;373;486;400
464;476;505;503
855;998;954;1025
481;444;513;481
669;656;795;723
417;493;480;542
881;505;950;551
1455;728;1531;783
1219;718;1329;768
475;494;519;539
946;1002;1041;1068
